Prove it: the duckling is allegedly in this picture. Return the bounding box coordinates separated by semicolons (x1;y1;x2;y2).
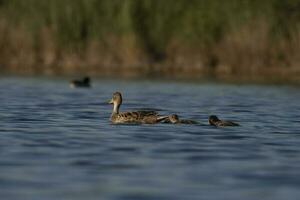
70;77;91;88
208;115;239;127
108;92;168;124
165;114;199;124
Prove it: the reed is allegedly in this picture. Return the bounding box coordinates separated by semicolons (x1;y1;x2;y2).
0;0;299;82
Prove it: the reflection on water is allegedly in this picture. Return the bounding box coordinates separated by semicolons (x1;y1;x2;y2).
1;77;300;200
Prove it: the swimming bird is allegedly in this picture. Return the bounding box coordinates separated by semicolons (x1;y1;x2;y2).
108;92;168;124
70;77;91;88
164;114;199;124
208;115;239;127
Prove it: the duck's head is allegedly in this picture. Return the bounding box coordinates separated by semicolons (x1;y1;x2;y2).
83;77;90;83
208;115;220;125
169;114;179;123
109;92;122;106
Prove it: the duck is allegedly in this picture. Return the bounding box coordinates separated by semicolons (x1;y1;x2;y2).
108;92;168;124
69;77;91;88
208;115;239;127
164;114;199;124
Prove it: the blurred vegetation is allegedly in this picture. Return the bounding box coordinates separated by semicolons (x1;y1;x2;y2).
0;0;300;81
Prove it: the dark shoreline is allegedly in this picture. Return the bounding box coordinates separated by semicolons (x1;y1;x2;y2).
1;70;300;86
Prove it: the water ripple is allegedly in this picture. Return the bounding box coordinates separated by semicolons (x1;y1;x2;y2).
0;78;300;200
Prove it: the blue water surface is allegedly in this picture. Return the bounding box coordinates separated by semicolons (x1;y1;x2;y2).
0;77;300;200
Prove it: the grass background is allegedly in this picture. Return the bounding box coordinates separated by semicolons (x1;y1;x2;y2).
0;0;300;82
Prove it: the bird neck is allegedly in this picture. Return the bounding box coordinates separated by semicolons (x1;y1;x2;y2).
112;102;120;114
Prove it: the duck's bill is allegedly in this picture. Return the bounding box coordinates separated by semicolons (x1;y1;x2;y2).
108;99;113;104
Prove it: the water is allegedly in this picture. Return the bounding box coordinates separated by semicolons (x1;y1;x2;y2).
1;77;300;200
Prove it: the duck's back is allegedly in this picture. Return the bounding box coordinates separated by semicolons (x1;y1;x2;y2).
216;120;239;127
111;110;159;124
180;119;199;124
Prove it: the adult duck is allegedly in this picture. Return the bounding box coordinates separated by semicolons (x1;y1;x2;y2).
108;92;168;124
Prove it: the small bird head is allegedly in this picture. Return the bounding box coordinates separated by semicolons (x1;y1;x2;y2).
169;114;180;123
83;77;90;83
109;92;122;106
208;115;220;125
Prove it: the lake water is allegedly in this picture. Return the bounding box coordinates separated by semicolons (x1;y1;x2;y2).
1;77;300;200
